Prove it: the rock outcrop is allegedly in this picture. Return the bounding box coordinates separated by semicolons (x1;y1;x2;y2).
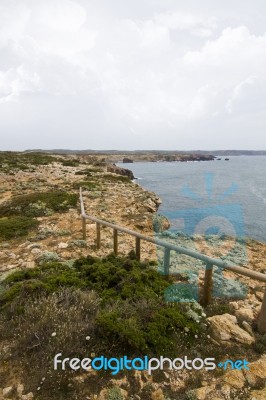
107;164;135;180
122;157;133;163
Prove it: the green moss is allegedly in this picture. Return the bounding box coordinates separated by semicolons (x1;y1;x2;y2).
0;191;78;217
0;216;39;240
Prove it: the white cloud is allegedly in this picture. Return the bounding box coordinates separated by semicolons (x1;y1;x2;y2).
0;0;266;149
34;0;87;32
0;1;30;47
0;65;40;102
226;76;266;114
154;11;217;34
184;26;266;72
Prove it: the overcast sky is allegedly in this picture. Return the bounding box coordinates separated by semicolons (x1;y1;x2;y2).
0;0;266;150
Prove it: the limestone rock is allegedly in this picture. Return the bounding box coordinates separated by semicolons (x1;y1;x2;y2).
17;383;24;397
186;386;215;400
244;355;266;388
21;393;34;400
249;387;266;399
58;242;68;249
255;291;264;302
222;369;246;389
31;248;42;255
2;386;13;397
236;307;255;324
242;321;254;337
151;388;164;400
207;313;255;345
25;261;35;269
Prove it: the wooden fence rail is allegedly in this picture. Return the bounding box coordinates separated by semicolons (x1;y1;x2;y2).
79;187;266;333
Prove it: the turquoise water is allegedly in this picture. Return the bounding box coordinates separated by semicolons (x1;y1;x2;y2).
118;156;266;242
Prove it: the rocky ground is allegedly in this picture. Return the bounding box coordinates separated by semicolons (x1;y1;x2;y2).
0;155;161;281
0;152;266;400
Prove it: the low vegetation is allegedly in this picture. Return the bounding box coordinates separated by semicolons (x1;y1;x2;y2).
1;253;201;354
73;180;99;191
0;253;206;399
0;151;60;173
0;191;78;217
0;216;39;240
103;174;131;183
61;159;80;167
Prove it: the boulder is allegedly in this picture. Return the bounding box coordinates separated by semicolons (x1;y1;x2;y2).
207;313;255;345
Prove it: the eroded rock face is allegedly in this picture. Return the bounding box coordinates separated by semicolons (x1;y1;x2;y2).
107;164;135;180
207;313;255;345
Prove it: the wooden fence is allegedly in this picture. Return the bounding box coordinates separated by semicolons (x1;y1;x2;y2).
80;188;266;333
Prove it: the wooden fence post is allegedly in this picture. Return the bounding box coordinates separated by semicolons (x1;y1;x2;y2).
113;229;118;255
257;287;266;334
82;217;86;240
163;248;170;275
96;223;101;249
135;237;141;261
201;263;213;306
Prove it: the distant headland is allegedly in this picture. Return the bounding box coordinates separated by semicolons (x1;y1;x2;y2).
21;149;266;163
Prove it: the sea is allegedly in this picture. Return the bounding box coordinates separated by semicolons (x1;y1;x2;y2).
118;156;266;243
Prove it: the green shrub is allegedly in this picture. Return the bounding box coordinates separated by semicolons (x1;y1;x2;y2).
0;191;78;217
61;160;80;167
70;239;87;248
0;216;38;240
75;168;102;175
73;181;99;190
205;300;235;317
0;263;86;308
36;251;61;265
107;387;124;400
0;152;59;173
0;253;201;355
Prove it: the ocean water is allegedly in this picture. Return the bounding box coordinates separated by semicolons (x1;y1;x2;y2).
118;156;266;242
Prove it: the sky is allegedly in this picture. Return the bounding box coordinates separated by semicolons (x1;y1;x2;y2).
0;0;266;151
